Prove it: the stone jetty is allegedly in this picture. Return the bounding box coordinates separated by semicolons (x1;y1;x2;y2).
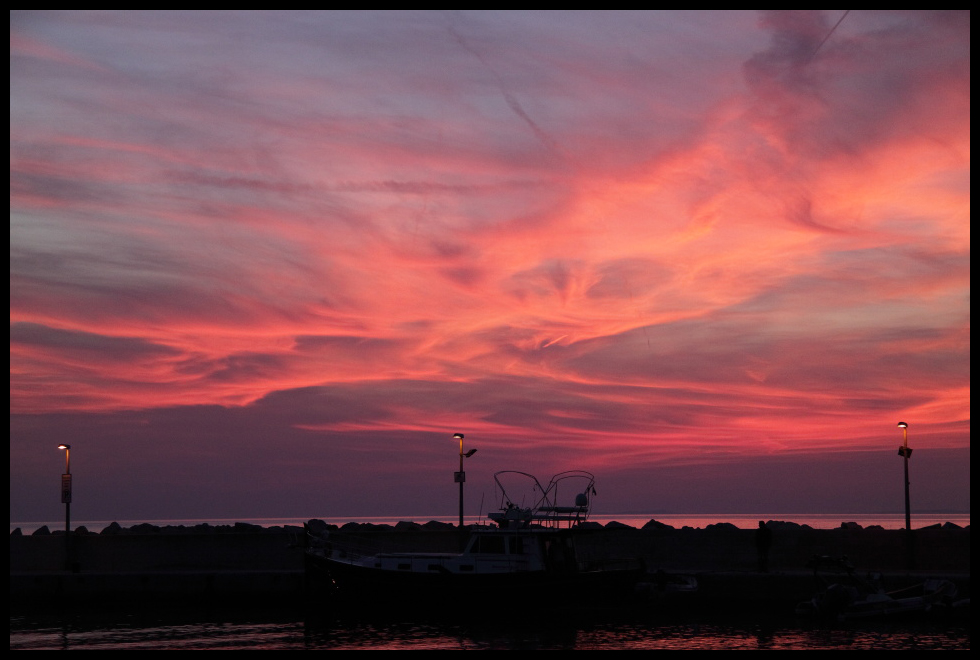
9;519;970;614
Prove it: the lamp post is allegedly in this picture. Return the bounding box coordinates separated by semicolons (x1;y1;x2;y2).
58;444;72;570
453;432;476;529
896;422;911;530
896;422;914;569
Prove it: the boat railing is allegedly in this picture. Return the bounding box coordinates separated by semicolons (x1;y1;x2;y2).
489;469;597;529
307;529;391;563
331;536;381;562
532;505;589;527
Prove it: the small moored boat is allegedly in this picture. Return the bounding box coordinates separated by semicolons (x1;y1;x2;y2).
794;555;959;621
304;470;648;610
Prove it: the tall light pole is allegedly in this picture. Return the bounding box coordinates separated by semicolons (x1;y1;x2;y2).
453;432;476;529
896;422;911;531
58;444;72;570
896;422;914;569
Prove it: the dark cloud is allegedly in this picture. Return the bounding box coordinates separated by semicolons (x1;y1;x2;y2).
586;258;672;300
10;322;180;362
505;259;586;303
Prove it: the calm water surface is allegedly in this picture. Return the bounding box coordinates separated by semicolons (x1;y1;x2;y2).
10;606;970;650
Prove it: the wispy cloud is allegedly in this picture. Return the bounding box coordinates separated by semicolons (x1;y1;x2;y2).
10;11;969;521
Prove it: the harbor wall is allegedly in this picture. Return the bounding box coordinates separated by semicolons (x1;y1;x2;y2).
9;521;969;608
10;521;972;574
575;523;971;573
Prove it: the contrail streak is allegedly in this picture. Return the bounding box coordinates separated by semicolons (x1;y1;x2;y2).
447;21;565;159
808;10;850;62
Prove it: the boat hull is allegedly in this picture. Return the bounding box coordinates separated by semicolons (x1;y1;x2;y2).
305;550;646;611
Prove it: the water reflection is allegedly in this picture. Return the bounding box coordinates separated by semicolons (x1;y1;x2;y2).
10;606;971;650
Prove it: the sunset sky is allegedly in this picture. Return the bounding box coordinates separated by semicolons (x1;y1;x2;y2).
10;11;970;525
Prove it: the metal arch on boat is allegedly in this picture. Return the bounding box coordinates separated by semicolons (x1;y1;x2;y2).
303;469;654;609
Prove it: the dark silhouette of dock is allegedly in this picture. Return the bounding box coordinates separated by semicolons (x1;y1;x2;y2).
10;520;970;614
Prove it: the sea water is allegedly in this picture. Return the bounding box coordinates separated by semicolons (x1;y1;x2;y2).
9;605;971;650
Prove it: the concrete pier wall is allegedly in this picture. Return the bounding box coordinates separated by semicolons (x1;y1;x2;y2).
576;524;971;573
9;522;969;608
10;530;309;573
11;523;971;574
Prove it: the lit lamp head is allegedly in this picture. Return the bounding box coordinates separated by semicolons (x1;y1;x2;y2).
896;422;912;458
58;444;71;474
453;433;476;464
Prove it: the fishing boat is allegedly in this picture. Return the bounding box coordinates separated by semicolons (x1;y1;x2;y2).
794;555;960;621
304;470;649;610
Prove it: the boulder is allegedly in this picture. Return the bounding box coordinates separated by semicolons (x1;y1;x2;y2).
576;521;603;530
422;520;455;531
765;520;803;531
394;521;423;532
306;519;331;536
642;519;675;530
604;520;635;529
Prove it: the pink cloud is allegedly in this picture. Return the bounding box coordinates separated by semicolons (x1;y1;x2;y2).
9;11;969;522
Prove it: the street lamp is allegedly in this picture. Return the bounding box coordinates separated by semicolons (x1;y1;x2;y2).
896;422;911;531
58;444;72;570
453;432;477;529
896;422;914;569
